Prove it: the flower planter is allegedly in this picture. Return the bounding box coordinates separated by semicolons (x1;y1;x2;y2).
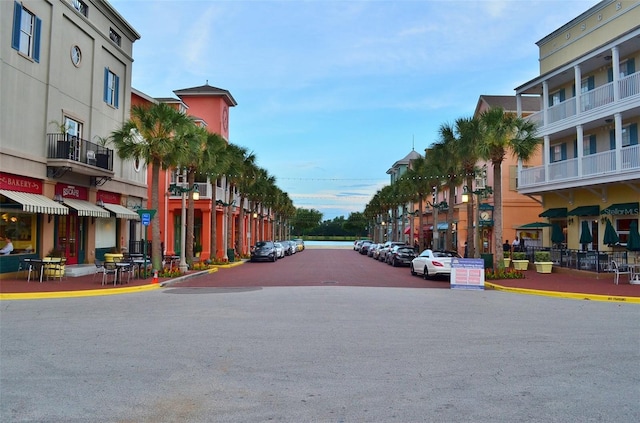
535;262;553;274
512;259;529;271
503;258;511;268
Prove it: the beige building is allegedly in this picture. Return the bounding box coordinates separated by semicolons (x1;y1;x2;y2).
0;0;144;274
515;0;640;270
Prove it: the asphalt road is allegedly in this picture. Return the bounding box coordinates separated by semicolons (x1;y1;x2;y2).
1;249;639;422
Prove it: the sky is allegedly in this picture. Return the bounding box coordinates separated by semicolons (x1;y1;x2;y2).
110;0;600;221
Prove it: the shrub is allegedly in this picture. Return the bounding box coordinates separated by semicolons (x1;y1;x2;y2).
512;252;527;260
485;267;526;280
503;251;510;259
534;251;551;262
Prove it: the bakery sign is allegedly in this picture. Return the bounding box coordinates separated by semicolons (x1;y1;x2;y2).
0;172;43;194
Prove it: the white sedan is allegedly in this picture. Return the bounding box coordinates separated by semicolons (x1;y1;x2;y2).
274;242;286;259
410;249;461;279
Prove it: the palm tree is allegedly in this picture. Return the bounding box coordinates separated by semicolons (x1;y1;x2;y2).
111;103;194;271
398;156;437;251
223;144;256;258
477;107;540;269
455;117;482;258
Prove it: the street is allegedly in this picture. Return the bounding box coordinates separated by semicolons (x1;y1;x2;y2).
1;249;639;422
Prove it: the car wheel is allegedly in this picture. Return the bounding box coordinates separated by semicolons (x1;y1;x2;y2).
410;264;417;276
392;258;398;267
272;255;276;262
423;266;431;280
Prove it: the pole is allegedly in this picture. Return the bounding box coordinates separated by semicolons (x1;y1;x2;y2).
179;170;188;274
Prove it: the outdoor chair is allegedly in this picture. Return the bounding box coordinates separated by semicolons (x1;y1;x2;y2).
102;261;118;286
93;259;104;281
611;260;631;285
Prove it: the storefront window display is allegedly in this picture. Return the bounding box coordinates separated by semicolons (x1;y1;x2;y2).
0;212;35;254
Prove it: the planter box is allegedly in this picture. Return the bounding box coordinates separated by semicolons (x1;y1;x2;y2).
512;259;529;271
535;262;553;274
503;258;511;268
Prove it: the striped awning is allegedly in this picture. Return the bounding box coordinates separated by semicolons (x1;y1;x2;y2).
0;189;69;215
101;203;140;220
62;199;111;218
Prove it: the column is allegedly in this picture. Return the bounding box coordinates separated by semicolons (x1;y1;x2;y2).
574;65;582;115
614;112;623;171
612;46;620;102
576;125;584;177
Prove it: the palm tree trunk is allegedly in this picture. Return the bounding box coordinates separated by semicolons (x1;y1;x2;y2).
226;185;235;258
466;175;475;258
446;184;455;250
186;170;195;265
151;160;162;271
492;161;503;270
236;195;246;256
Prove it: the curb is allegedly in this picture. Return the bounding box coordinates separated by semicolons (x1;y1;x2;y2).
485;282;640;304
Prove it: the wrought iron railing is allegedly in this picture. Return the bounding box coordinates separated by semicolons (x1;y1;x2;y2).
522;246;630;273
46;133;114;171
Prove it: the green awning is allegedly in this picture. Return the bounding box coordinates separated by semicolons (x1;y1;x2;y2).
517;222;553;229
567;205;600;216
539;208;567;218
479;203;494;210
600;202;639;216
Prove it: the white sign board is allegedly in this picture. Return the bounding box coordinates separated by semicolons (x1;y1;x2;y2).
450;258;485;290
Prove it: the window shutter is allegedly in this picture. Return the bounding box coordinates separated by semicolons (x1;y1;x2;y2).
589;135;596;154
103;68;109;103
561;144;567;160
559;89;566;102
607;67;613;82
588;76;594;90
549;146;554;163
509;166;517;191
572;139;577;158
571;84;575;97
631;123;638;146
12;2;21;51
628;59;636;75
609;129;615;150
33;17;42;62
114;74;120;108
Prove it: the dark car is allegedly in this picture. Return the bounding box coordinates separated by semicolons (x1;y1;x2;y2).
251;241;277;262
387;246;417;267
359;240;374;255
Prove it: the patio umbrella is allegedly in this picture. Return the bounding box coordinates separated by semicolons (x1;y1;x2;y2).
551;223;565;245
579;220;593;245
602;218;619;246
627;220;640;252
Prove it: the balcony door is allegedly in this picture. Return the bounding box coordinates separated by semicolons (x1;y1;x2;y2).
64;117;82;161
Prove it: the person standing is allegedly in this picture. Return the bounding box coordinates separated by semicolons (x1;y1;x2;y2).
0;236;14;255
512;237;520;253
503;239;511;254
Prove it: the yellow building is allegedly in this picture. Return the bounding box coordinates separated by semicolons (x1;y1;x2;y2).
515;0;639;270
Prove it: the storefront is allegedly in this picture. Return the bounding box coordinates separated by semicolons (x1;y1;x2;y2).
0;173;69;274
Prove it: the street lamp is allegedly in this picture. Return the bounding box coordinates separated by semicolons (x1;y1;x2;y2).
168;170;199;274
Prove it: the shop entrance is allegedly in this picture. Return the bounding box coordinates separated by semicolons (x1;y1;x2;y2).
56;213;83;264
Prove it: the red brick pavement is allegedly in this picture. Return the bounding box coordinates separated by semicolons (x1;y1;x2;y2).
1;249;639;299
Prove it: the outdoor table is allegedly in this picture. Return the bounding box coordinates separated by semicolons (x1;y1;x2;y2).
115;262;132;284
25;258;45;282
132;258;151;278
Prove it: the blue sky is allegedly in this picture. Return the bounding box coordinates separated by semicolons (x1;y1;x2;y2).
111;0;599;221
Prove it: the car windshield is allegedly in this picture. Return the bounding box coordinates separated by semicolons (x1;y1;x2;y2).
256;241;271;248
397;247;414;253
433;251;460;258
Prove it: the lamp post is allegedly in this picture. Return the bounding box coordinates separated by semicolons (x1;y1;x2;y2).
427;186;448;250
461;174;492;258
168;169;199;274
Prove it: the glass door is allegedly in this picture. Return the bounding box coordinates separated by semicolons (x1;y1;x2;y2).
57;213;79;264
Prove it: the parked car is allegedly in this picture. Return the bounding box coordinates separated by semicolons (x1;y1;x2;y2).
294;238;305;251
274;242;286;258
280;240;296;255
250;241;278;262
387;246;417;267
367;243;381;258
354;239;372;251
359;240;374;255
410;249;461;279
378;241;405;262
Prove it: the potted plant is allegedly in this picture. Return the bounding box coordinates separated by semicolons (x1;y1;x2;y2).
512;252;529;271
93;136;111;169
503;251;511;268
534;251;553;274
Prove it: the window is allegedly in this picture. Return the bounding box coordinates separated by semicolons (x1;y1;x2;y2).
552;145;562;162
109;28;121;46
0;212;36;254
11;2;41;62
583;134;596;156
72;0;88;17
103;68;119;108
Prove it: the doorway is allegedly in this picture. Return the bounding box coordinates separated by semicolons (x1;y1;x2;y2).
56;213;83;264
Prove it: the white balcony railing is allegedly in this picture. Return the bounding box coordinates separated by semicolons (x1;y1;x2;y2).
548;97;576;124
580;81;614;112
620;72;640;99
519;144;640;189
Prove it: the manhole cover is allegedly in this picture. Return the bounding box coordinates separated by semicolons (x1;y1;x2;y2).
163;287;262;294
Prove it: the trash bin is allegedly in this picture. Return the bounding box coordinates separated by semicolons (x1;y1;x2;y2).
480;253;494;269
226;248;235;262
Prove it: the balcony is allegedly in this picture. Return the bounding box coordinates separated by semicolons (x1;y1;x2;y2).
525;71;640;130
46;133;115;181
519;144;640;193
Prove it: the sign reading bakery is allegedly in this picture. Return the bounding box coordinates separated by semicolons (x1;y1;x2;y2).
55;183;88;200
0;172;43;194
